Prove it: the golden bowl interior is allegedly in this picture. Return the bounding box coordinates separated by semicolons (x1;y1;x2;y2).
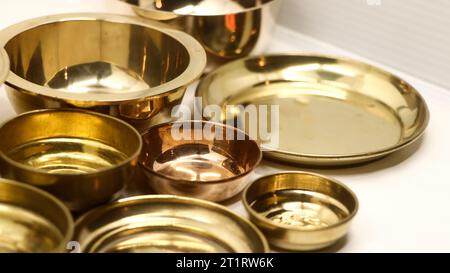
0;179;73;252
75;195;268;253
140;121;261;182
3;16;192;100
0;109;141;175
244;172;358;231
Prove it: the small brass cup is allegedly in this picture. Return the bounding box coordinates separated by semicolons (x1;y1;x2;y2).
243;172;358;251
0;109;142;211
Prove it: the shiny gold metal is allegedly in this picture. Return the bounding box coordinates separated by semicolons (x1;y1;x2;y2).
119;0;282;70
139;120;261;202
75;195;269;253
0;13;206;131
0;109;142;211
243;172;358;251
197;54;430;166
0;178;73;253
0;48;9;85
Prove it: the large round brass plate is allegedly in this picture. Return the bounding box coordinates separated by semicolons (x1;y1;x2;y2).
197;54;429;166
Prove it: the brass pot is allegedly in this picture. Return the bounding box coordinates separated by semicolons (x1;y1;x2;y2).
119;0;282;70
0;13;206;131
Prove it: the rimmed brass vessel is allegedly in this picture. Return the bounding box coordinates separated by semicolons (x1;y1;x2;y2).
119;0;282;70
0;178;73;253
0;109;142;211
0;48;9;85
0;13;206;131
139;120;262;202
74;195;269;253
243;172;358;251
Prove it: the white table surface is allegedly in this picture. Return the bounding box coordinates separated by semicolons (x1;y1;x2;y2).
1;0;450;253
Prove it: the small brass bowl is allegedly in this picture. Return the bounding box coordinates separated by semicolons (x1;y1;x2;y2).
0;13;206;131
74;195;268;253
0;109;142;211
243;172;358;251
139;120;262;202
0;179;73;253
119;0;282;70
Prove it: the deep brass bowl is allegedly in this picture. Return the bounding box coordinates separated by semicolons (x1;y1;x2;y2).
74;195;269;253
119;0;282;70
0;13;206;131
197;54;430;166
0;178;73;253
243;172;358;251
139;120;262;202
0;109;142;211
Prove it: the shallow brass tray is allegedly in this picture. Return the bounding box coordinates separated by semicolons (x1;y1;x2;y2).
74;195;268;253
197;54;430;166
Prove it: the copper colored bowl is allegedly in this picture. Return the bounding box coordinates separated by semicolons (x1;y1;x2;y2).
139;120;262;202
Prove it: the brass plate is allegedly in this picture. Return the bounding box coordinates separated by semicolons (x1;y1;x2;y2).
75;195;268;253
243;172;358;251
196;54;430;166
0;179;73;253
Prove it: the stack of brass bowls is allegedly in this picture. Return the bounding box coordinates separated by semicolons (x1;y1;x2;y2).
0;1;430;253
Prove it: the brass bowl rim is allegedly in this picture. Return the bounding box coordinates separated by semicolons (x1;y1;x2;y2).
0;48;9;85
197;52;430;160
0;108;143;177
0;178;74;252
0;12;206;104
119;0;280;17
75;194;270;252
242;171;359;232
139;120;263;184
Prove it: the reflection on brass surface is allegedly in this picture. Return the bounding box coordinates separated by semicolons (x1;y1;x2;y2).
0;49;9;85
119;0;282;70
139;120;261;202
75;195;268;253
0;109;142;211
243;172;358;251
0;179;73;253
197;54;430;166
0;13;206;131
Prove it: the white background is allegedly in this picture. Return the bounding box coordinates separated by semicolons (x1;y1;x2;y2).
1;0;450;252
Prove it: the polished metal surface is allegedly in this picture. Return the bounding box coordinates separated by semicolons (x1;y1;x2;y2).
0;48;9;85
243;172;358;251
0;179;73;253
75;195;268;253
0;13;206;131
119;0;282;70
139;120;261;202
0;109;142;211
197;54;430;166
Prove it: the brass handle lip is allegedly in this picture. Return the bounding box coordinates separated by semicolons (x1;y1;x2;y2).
0;12;206;103
0;48;9;86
